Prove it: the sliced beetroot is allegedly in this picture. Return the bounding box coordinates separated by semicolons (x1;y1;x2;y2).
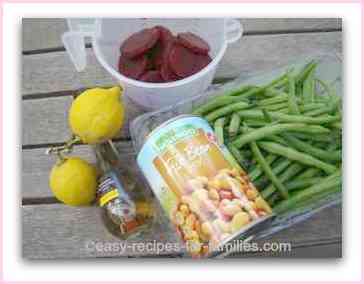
139;70;164;83
177;32;210;55
169;44;212;78
118;55;148;80
160;60;180;82
153;29;175;69
121;27;160;59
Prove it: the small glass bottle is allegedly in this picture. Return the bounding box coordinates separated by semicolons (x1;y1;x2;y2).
96;142;154;239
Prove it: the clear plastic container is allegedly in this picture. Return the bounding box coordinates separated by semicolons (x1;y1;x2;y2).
130;53;342;242
62;18;243;110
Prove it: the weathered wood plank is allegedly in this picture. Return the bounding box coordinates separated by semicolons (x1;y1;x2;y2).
22;18;341;51
22;32;341;96
22;96;73;145
242;18;341;34
22;203;180;259
22;141;135;199
22;203;340;259
215;31;341;79
22;95;138;145
22;145;97;199
22;18;68;51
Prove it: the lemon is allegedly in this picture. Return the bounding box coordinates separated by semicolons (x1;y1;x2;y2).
49;157;97;206
69;86;124;144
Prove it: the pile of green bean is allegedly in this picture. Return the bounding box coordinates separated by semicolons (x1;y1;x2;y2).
192;60;342;214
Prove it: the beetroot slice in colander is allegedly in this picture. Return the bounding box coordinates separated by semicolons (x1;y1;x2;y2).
160;60;180;82
140;70;164;83
177;32;210;55
169;44;211;78
118;54;148;80
153;27;175;68
121;27;160;59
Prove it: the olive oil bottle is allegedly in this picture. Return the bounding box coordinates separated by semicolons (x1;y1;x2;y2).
96;141;154;239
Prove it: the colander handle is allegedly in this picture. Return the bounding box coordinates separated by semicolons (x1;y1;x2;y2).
62;19;98;72
225;19;243;44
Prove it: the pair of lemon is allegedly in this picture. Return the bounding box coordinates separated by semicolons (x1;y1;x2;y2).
50;86;124;206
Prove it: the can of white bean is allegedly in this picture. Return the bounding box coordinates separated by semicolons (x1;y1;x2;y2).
136;114;274;257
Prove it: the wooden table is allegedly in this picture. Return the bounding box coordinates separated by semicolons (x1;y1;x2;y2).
22;18;342;259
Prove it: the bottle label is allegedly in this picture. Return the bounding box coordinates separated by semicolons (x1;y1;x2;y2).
97;174;120;207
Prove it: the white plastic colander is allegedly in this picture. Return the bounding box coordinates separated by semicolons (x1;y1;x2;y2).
63;18;243;110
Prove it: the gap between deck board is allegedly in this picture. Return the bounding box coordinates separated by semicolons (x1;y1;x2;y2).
22;29;341;56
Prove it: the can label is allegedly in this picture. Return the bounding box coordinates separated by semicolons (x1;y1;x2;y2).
137;116;272;256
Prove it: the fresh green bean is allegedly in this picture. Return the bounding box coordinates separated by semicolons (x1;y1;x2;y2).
285;177;322;191
259;91;288;106
287;71;300;114
250;142;289;199
238;87;264;98
263;102;288;111
295;167;321;180
302;66;316;102
262;73;288;90
284;134;342;162
260;163;303;198
225;85;255;96
290;132;332;142
228;113;241;138
233;123;306;148
228;144;248;169
254;158;291;187
248;154;277;181
273;171;341;213
205;102;250;122
193;96;248;116
304;96;341;116
214;117;225;145
295;61;318;86
237;110;340;124
258;141;337;174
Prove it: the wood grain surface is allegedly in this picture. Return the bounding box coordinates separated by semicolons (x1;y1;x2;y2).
21;18;343;259
22;18;341;51
22;32;341;96
22;203;340;259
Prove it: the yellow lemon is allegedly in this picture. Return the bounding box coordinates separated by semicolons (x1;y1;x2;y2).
49;157;97;206
69;86;124;144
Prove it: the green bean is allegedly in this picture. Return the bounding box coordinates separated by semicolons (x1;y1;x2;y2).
259;91;288;106
261;163;303;198
258;141;337;174
192;96;247;116
225;85;255;96
205;102;250;122
302;66;316;102
238;87;264;98
285;177;322;191
228;113;241;138
262;73;288;90
263;102;288;111
254;158;291;188
284;134;342;162
295;60;318;86
273;171;341;213
250;142;289;199
214;117;225;145
295;167;321;179
287;71;300;114
237;110;340;124
233;123;306;148
248;154;277;181
331;121;342;130
290;132;332;142
305;96;341;116
301;103;325;113
228;144;249;169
